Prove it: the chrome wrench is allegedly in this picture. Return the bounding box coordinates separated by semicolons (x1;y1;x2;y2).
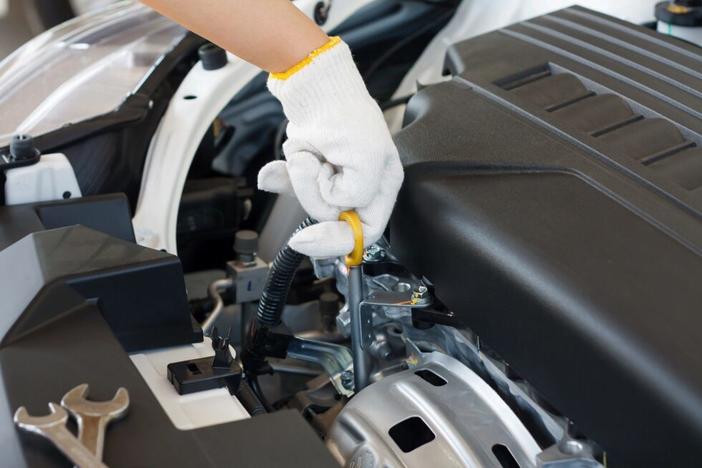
61;384;129;461
14;403;107;468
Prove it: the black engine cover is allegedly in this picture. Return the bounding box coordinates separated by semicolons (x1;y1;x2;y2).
391;7;702;466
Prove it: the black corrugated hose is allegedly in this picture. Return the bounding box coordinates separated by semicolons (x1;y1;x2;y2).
257;216;316;326
236;380;268;416
242;217;316;406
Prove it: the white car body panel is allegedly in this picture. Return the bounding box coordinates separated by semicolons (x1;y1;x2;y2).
132;0;378;254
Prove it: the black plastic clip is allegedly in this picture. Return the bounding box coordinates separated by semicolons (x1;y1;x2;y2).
167;328;242;395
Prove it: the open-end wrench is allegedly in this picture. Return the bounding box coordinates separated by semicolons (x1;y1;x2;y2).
14;403;107;468
61;384;129;461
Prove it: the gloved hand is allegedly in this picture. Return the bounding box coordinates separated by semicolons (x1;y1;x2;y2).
258;37;404;258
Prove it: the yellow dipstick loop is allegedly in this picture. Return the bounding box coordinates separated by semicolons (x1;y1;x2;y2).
339;210;364;267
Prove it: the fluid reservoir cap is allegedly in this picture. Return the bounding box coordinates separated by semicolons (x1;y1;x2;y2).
198;43;228;71
234;230;258;259
656;0;702;26
9;134;39;161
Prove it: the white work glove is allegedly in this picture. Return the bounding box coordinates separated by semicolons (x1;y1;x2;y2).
258;37;404;258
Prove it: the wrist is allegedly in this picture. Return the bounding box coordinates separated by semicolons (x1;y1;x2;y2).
268;38;376;124
271;36;340;80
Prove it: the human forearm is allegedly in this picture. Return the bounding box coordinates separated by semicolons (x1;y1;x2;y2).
143;0;404;259
140;0;329;73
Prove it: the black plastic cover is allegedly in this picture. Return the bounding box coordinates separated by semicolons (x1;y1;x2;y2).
0;193;136;250
392;7;702;466
0;197;336;467
0;225;200;352
0;297;336;467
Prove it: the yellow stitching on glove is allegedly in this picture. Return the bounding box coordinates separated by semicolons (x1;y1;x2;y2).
270;36;341;80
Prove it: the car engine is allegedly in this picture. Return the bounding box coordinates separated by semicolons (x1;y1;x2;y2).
0;2;700;467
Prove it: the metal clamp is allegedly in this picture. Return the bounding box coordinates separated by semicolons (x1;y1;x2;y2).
287;337;354;397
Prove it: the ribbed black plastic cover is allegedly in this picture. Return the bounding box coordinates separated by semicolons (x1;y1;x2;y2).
392;6;702;466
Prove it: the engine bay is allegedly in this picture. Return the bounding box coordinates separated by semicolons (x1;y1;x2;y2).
1;2;701;467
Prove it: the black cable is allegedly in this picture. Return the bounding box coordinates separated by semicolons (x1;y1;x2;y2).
380;94;414;111
236;379;267;416
273;118;288;161
256;217;317;326
248;375;273;413
241;217;318;411
361;8;456;83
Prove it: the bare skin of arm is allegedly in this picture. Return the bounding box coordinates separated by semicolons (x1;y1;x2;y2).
139;0;329;73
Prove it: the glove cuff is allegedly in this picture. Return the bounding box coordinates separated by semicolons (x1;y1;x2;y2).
267;38;374;124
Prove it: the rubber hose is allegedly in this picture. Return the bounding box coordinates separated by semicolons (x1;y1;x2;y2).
256;217;316;326
236;380;268;416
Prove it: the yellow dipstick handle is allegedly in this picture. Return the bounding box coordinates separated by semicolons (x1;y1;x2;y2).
339;210;364;267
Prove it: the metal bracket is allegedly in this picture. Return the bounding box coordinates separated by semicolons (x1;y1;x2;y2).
226;257;268;304
287;337;354;397
359;289;434;333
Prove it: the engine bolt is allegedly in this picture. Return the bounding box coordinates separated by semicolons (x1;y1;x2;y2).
363;244;386;262
340;370;354;390
411;285;431;305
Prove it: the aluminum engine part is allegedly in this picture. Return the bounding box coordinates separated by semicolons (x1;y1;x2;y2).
326;352;541;468
325;244;568;448
329;249;424;337
286;338;354;397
